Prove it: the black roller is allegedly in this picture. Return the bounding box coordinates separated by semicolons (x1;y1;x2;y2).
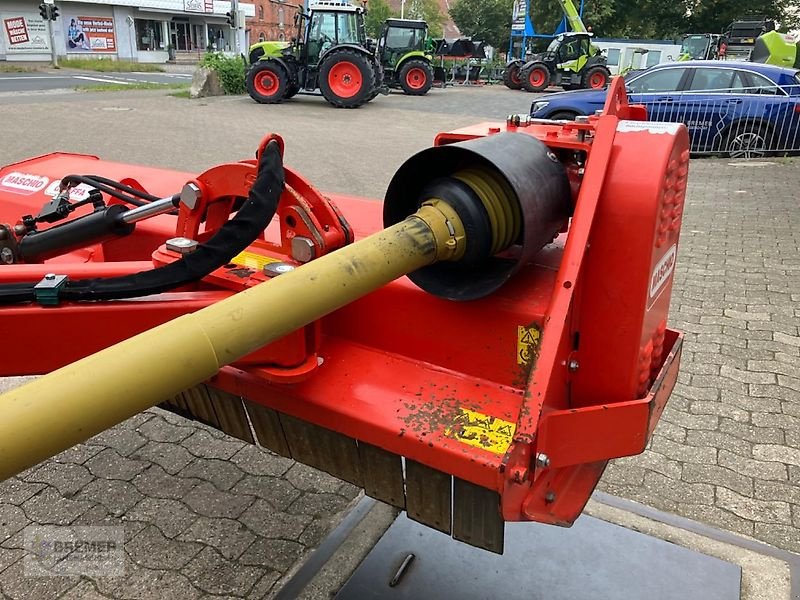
383;132;571;301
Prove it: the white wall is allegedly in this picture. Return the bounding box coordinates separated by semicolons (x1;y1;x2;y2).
594;40;682;75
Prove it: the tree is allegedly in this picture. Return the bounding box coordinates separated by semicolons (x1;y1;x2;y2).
365;0;396;38
406;0;445;38
450;0;514;49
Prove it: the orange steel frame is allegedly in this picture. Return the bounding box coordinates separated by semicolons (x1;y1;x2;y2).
0;79;686;526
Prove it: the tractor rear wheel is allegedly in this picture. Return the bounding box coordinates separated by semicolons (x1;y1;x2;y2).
502;62;523;90
582;65;610;90
521;63;550;93
319;50;375;108
368;60;385;101
285;84;300;99
246;61;288;104
399;59;433;95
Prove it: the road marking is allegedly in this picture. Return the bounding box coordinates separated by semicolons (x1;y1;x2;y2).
0;75;72;80
73;76;132;85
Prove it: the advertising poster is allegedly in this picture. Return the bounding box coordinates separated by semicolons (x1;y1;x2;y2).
511;0;527;32
184;0;214;13
1;14;50;53
65;16;116;53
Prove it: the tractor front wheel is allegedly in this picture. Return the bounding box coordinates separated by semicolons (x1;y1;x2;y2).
246;61;288;104
582;65;610;90
521;63;550;93
319;50;375;108
502;62;523;90
399;59;433;95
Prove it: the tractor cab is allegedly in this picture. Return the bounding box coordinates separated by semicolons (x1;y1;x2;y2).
378;19;429;63
376;18;435;95
679;33;725;61
542;32;595;68
302;2;368;66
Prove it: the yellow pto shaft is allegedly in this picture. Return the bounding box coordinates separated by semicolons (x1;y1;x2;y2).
0;203;465;481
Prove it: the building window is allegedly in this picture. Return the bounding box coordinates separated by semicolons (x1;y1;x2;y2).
259;4;264;20
605;48;620;66
646;50;662;67
258;32;266;42
135;19;164;52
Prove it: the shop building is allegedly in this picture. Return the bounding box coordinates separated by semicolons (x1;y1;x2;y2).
0;0;255;63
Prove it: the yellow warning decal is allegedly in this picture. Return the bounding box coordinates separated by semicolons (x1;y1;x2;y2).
517;325;541;366
231;250;280;270
446;408;516;455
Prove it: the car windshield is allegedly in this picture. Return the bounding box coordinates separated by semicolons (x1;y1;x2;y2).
547;38;561;53
681;35;710;59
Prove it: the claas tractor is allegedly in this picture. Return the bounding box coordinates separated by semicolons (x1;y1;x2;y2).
246;1;382;108
678;33;727;61
752;30;800;69
518;32;610;92
0;78;686;554
376;18;435;95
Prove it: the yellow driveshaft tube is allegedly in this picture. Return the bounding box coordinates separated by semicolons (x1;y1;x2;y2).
0;201;467;481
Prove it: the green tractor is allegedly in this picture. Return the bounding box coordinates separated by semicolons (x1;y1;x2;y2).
246;1;382;108
376;19;435;95
518;32;610;92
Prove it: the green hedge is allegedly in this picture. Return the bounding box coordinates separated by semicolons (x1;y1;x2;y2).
199;52;246;95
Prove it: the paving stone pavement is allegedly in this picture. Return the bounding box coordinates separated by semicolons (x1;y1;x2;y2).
0;87;799;597
0;403;361;599
597;157;800;553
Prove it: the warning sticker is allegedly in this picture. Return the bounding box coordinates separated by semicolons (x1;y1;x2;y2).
231;250;280;270
446;408;516;455
517;325;541;366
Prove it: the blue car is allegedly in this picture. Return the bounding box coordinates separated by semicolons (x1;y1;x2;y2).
530;61;800;158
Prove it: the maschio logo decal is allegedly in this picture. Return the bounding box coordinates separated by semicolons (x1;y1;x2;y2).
650;244;677;301
0;172;49;196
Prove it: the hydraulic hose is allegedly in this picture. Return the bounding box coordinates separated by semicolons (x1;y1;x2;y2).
0;141;284;304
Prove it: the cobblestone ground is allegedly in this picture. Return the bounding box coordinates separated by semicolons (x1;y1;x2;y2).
0;401;361;599
598;157;800;553
0;88;798;598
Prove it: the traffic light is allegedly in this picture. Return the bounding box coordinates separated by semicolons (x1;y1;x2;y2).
51;5;59;20
38;3;49;20
225;11;236;28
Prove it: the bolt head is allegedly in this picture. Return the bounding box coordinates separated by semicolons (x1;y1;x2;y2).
180;183;202;210
535;453;550;468
291;236;316;263
568;359;580;372
0;247;14;265
166;237;199;255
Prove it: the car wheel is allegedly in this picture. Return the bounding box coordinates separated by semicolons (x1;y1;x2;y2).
246;61;288;104
725;122;771;159
548;111;578;121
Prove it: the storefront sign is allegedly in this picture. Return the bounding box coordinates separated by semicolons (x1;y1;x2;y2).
65;16;116;53
1;14;50;53
184;0;215;13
